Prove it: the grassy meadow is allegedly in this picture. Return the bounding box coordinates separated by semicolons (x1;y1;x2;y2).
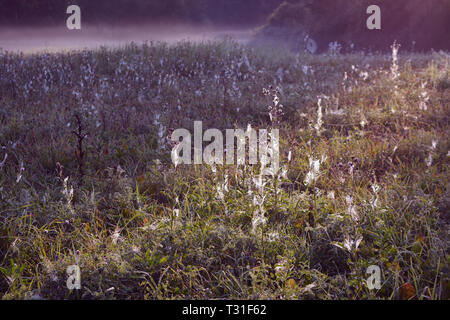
0;41;449;299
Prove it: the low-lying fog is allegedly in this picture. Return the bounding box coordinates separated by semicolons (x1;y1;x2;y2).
0;24;252;53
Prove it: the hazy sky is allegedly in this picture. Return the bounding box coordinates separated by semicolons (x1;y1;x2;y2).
0;1;448;53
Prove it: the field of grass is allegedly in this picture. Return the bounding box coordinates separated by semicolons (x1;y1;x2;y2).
0;41;449;299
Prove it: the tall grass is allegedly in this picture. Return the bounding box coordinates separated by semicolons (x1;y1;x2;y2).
0;41;449;299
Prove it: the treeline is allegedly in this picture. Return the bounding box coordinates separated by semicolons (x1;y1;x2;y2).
256;0;450;51
0;0;283;26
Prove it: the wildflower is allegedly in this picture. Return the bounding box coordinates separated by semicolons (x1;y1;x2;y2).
302;65;309;75
252;193;266;207
267;231;280;242
370;183;380;209
345;195;359;221
314;98;324;135
111;228;121;244
390;41;401;79
301;283;317;295
280;167;288;180
0;152;7;169
275;257;289;278
419;83;430;111
62;177;74;214
11;238;19;253
132;245;141;254
348;161;355;175
171;143;182;168
216;175;228;201
419;100;428;111
116;165;125;176
304;157;321;186
265;87;284;126
425;153;433;168
333;236;363;252
251;210;267;234
360;71;369;81
16;162;25;183
431;140;438;150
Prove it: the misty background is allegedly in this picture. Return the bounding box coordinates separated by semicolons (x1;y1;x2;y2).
0;0;449;52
